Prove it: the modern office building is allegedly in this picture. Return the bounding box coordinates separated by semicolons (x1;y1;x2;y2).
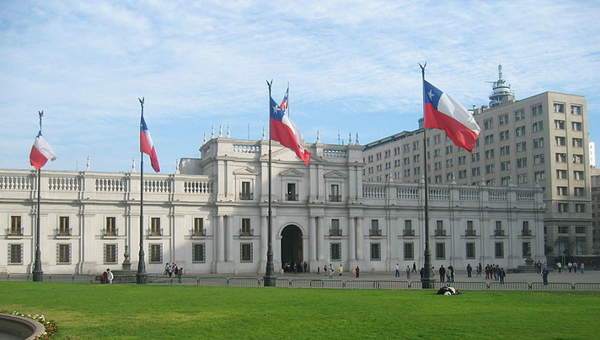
0;137;544;275
364;66;593;257
591;167;600;254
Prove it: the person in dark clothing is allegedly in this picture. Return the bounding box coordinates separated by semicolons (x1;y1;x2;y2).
355;266;360;278
448;265;455;282
542;268;549;285
419;267;424;279
466;264;472;278
439;265;446;283
412;262;417;273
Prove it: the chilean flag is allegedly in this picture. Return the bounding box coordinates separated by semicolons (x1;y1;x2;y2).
140;115;160;172
29;131;56;170
270;90;311;165
423;80;480;152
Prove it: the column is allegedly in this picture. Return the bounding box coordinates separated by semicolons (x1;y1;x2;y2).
309;217;317;262
348;217;356;261
217;215;225;262
225;215;232;262
317;217;325;261
258;215;268;274
356;217;364;261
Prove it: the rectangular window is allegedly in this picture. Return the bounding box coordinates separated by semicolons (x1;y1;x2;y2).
193;217;204;235
330;219;341;236
57;244;71;264
485;164;495;174
554;103;565;113
534;154;545;165
557;186;568;195
515;110;525;121
150;217;161;236
192;243;206;263
533;137;544;149
501;176;511;186
558;226;569;234
59;216;70;236
104;244;117;264
500;145;510;156
572;122;582;131
572;154;583;164
571;105;582;115
370;243;381;261
517;174;528;185
555;153;567;163
532;121;544;132
435;242;445;260
471;153;480;162
471;167;480;176
483;118;493;130
106;217;116;236
516;157;527;168
240;243;253;263
495;242;504;258
240;181;252;200
8;244;23;264
532;104;543;116
515;126;526;136
330;243;341;261
330;184;341;202
554;120;565;129
516;141;526;153
499;114;509;125
555;136;566;146
574;187;585;197
286;183;297;201
466;242;475;259
10;216;22;236
556;170;568;179
534;171;545;183
404;242;414;260
558;203;569;213
501;161;511;171
574;171;584;181
150;244;162;263
522;242;531;258
241;218;252;235
576;226;586;234
575;204;586;213
572;138;583;147
522;221;531;235
484;135;494;145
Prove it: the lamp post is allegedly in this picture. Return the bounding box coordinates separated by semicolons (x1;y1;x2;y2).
32;111;44;282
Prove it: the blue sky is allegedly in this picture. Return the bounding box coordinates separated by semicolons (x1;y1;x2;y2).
1;0;599;173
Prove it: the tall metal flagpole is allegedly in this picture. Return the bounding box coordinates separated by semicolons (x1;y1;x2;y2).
136;97;147;284
419;63;433;289
32;111;44;282
264;80;276;287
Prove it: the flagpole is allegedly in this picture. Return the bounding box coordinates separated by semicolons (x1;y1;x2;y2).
419;63;433;289
32;111;44;282
136;97;147;284
264;80;276;287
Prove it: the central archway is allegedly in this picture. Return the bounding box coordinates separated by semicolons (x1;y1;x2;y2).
281;225;303;271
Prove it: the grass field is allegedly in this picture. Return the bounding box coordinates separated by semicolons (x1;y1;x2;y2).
1;282;599;339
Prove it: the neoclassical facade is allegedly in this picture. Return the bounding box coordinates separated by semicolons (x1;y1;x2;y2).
0;138;545;275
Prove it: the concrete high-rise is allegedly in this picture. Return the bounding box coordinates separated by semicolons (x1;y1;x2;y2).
364;66;593;257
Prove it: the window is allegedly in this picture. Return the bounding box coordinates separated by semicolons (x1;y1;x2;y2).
501;176;511;186
446;159;453;168
483;118;493;130
517;174;528;185
330;219;341;236
574;171;584;181
404;242;414;260
522;242;531;258
558;203;569;213
370;219;381;236
499;114;509;125
532;121;543;132
435;243;445;260
555;136;566;146
458;170;467;179
499;130;510;141
370;243;381;261
240;243;253;263
572;154;583;164
554;103;565;113
57;244;71;264
516;141;526;153
287;183;297;201
572;138;583;147
554;120;565;130
150;244;162;263
572;122;582;131
471;167;480;176
458;155;466;165
533;137;544;149
534;154;545;165
435;220;445;236
576;226;586;234
571;105;582;115
575;204;586;213
500;145;510;156
557;186;568;196
193;217;204;236
106;217;116;236
150;217;161;236
486;179;495;186
466;221;475;236
485;149;494;160
501;161;511;171
574;187;585;197
241;218;252;236
515;109;525;121
522;221;531;235
532;104;543;116
555;153;567;163
434;135;441;144
413;154;420;162
104;244;117;264
466;243;475;259
558;226;569;234
485;164;495;174
330;184;341;202
8;244;23;264
10;216;22;236
515;126;526;136
495;242;504;258
59;216;70;236
556;170;567;179
192;243;206;263
516;157;527;168
484;135;494;145
330;243;341;261
404;220;413;235
240;181;252;200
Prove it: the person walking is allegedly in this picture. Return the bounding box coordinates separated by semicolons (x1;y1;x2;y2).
499;268;506;284
395;264;400;278
177;267;183;283
338;264;343;276
542;267;549;285
439;265;446;283
406;265;411;280
355;266;360;278
466;263;472;278
107;268;114;284
412;262;417;273
572;262;578;274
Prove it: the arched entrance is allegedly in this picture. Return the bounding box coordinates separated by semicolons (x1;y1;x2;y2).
281;225;303;272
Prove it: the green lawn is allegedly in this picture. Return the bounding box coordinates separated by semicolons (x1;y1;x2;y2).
1;282;599;339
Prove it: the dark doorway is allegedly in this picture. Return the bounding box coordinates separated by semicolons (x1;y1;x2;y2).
281;225;303;271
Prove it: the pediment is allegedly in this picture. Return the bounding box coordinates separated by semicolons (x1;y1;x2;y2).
279;168;305;177
233;167;260;175
324;170;347;178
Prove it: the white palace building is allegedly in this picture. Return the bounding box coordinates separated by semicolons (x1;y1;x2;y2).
0;137;545;275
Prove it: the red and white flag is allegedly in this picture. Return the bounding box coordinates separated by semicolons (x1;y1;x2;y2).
423;80;480;152
140;115;160;172
269;88;311;165
29;132;56;169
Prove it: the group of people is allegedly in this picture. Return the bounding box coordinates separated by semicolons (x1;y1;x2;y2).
282;262;308;273
99;268;114;284
483;264;507;283
554;261;585;274
164;263;184;281
319;264;353;277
